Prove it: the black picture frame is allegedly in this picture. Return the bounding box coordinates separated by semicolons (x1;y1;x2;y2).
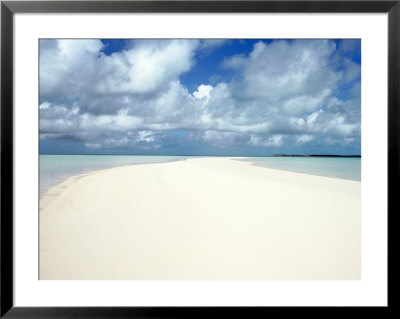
1;1;397;317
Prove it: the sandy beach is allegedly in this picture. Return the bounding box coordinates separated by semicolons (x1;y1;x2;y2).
40;157;361;280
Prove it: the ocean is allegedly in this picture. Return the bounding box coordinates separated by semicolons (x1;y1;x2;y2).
40;155;361;198
236;157;361;181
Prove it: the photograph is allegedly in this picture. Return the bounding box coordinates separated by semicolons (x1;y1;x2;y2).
39;38;361;280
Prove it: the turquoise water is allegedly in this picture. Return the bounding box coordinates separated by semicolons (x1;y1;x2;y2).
39;155;189;198
237;157;361;181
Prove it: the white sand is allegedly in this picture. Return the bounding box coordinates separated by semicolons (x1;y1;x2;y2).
40;157;361;280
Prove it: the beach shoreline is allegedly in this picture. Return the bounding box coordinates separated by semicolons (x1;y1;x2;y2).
39;155;193;200
40;157;361;280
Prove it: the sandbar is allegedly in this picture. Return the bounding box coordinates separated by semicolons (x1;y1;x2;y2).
40;157;361;280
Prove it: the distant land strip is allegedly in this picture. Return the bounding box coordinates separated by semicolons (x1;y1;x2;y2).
273;154;361;158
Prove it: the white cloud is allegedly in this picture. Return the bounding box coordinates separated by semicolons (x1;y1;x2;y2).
94;40;199;95
199;39;229;50
40;39;104;101
200;131;284;148
137;131;155;143
324;136;357;146
342;58;361;84
248;134;284;147
39;102;51;110
282;89;331;116
224;40;340;101
294;134;315;145
193;84;213;102
40;39;199;102
40;39;361;151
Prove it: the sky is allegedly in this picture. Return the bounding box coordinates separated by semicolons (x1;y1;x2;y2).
39;39;361;156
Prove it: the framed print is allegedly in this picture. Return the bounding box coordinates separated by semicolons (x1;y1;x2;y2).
1;0;397;317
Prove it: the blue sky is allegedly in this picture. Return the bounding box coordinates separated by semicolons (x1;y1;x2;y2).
39;39;361;155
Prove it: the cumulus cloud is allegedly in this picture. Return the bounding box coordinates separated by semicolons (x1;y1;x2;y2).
294;134;315;146
199;39;229;51
39;39;361;153
193;84;213;101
